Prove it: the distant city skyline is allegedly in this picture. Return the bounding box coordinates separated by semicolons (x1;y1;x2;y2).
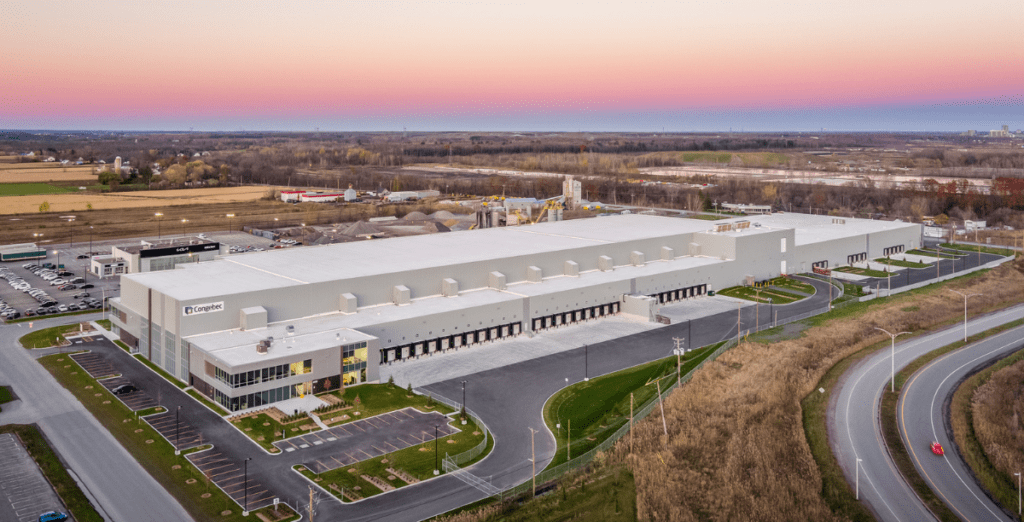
2;0;1021;132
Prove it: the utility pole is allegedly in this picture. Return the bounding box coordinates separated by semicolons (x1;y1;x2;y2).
948;289;982;342
567;419;571;461
308;485;314;522
655;379;667;435
529;427;538;497
737;301;741;340
673;337;685;386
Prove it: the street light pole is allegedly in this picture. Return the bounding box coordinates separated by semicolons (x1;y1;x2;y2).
181;218;187;238
856;458;862;500
875;327;911;392
673;337;685;387
948;289;982;342
174;406;181;455
226;213;235;233
584;344;588;381
243;457;252;515
155;212;163;240
434;425;440;475
1014;471;1021;515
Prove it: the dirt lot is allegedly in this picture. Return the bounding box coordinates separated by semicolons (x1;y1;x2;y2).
0;163;98;183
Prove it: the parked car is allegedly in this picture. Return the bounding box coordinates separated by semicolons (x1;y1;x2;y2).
73;292;90;298
76;254;89;259
80;284;94;289
69;277;84;284
111;384;137;395
49;279;66;286
57;304;68;313
39;511;68;522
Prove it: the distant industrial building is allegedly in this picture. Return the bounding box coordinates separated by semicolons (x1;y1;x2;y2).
720;203;772;214
94;238;225;276
0;243;47;262
109;213;920;412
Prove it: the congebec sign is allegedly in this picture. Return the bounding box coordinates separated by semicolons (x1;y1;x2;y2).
183;301;225;316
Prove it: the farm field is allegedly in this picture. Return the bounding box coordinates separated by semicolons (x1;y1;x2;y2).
0;186;278;214
0;183;75;196
0;163;98;183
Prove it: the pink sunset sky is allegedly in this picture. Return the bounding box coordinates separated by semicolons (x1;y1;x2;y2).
1;0;1021;131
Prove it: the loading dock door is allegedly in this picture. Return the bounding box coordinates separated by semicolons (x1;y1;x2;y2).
428;340;437;352
501;325;509;337
490;328;498;339
441;338;449;350
512;323;521;335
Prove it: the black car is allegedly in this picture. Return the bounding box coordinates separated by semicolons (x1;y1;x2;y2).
80;284;94;289
76;254;89;259
111;384;137;395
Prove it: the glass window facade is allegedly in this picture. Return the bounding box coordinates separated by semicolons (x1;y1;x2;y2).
215;384;294;412
213;359;312;389
342;341;368;375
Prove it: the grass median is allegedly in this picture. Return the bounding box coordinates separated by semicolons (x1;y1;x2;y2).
37;352;297;522
19;324;80;348
0;424;104;522
940;242;1015;257
543;342;721;469
718;285;804;304
801;266;1014;521
950;346;1024;516
835;265;894;278
875;257;930;268
133;353;186;389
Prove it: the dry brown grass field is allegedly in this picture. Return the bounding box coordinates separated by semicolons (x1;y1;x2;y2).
970;359;1024;489
622;262;1024;521
0;163;98;183
0;186;275;214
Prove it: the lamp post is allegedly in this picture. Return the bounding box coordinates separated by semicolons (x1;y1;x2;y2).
155;212;164;240
174;406;181;455
86;226;93;282
875;327;911;392
54;250;60;270
1014;471;1021;515
768;298;774;327
584;344;589;381
673;337;685;386
433;425;440;476
948;289;982;342
181;218;188;238
243;457;251;516
301;223;306;246
226;213;235;233
856;457;863;500
461;380;467;419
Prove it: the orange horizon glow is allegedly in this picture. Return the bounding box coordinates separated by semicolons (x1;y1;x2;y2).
2;0;1021;129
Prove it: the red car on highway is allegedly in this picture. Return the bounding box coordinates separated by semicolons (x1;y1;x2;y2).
930;442;944;456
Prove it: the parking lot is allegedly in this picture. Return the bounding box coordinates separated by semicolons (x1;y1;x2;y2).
273;407;458;473
144;411;203;451
186;450;276;511
0;433;68;522
0;248;117;321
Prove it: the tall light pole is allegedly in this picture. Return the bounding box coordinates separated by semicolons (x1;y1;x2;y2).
434;425;440;475
1014;471;1021;515
301;223;306;245
875;327;911;392
226;213;235;234
243;457;251;516
174;405;181;455
583;344;589;381
181;218;188;238
673;337;685;386
461;380;467;421
948;289;982;342
54;249;60;270
86;226;93;282
155;212;164;240
856;457;863;500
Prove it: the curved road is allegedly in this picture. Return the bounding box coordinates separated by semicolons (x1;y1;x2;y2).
830;304;1024;521
898;323;1024;521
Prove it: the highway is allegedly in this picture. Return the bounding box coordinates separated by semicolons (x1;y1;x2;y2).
898;323;1024;521
830;304;1024;521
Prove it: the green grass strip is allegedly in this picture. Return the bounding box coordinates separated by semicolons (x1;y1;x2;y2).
133;354;186;389
874;258;930;269
7;309;102;324
19;324;80;349
0;424;104;522
542;341;722;469
187;389;229;416
949;347;1024;515
835;266;893;278
37;354;296;522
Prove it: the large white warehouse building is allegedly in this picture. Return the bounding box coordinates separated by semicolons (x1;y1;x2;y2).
108;213;920;412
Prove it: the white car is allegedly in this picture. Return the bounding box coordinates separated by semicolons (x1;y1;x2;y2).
57;304;69;312
50;279;66;286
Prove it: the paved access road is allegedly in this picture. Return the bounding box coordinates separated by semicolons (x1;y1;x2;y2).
898;323;1024;521
0;433;66;522
829;304;1024;521
0;313;192;522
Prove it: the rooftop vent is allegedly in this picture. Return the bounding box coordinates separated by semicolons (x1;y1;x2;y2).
256;338;270;354
286;325;295;335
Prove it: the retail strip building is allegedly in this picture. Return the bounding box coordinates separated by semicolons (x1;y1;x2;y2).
108;214;920;411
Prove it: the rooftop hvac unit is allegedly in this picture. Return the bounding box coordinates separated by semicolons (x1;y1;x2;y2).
286;325;295;335
256;338;270;354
